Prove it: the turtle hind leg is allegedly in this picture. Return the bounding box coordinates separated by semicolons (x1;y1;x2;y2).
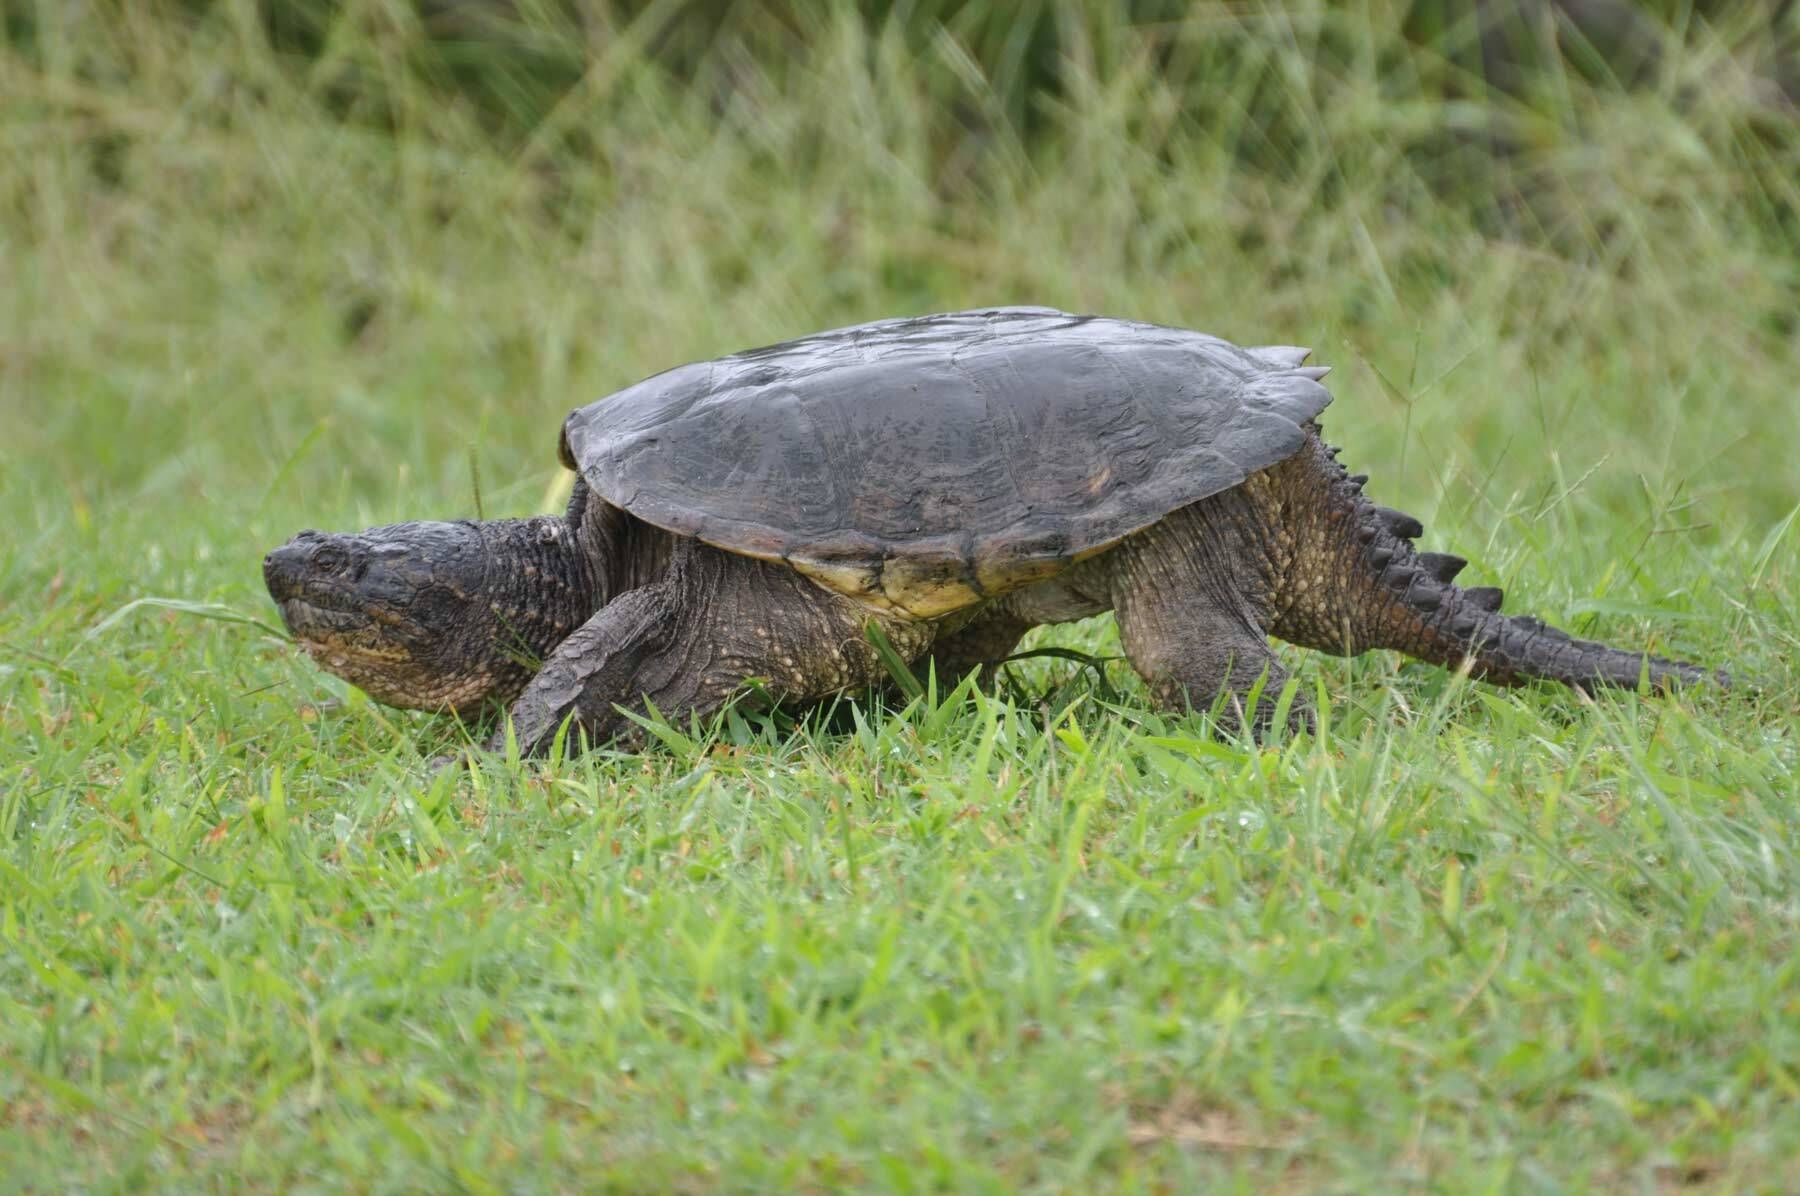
1114;594;1301;740
497;540;932;756
1108;500;1308;740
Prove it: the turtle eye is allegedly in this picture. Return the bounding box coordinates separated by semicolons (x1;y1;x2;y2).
311;544;350;574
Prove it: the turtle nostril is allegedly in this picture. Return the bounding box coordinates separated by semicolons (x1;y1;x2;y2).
263;545;301;600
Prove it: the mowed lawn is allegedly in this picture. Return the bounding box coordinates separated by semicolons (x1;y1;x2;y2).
3;8;1798;1191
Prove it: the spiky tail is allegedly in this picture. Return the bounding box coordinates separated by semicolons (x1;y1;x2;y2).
1358;514;1721;691
1291;436;1726;693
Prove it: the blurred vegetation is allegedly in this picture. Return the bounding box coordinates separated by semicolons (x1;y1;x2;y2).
6;0;1795;513
12;2;1797;208
15;3;1794;135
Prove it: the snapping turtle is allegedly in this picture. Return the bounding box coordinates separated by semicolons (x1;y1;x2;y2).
264;307;1720;751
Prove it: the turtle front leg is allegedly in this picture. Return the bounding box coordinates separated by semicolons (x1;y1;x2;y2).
492;540;932;757
493;582;683;755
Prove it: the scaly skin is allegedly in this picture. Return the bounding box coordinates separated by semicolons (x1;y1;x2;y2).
265;424;1722;752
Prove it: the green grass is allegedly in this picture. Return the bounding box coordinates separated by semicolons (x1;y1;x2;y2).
4;4;1799;1190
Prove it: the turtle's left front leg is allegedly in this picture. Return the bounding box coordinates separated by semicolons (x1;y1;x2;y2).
494;541;931;756
493;580;682;754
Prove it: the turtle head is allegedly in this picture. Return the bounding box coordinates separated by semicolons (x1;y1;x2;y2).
264;519;578;714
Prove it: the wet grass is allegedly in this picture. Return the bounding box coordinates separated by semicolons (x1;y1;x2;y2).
3;4;1798;1191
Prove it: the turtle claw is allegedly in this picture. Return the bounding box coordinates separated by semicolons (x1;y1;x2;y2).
427;748;475;776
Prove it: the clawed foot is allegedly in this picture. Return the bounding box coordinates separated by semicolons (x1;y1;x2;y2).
1211;694;1315;744
426;748;475;776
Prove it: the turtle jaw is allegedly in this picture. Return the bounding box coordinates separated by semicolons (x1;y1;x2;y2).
263;524;519;714
263;532;399;662
265;564;455;712
295;630;511;713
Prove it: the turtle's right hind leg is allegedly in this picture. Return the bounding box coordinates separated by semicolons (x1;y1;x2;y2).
1106;495;1308;739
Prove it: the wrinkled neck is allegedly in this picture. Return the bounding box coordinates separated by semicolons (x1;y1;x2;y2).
476;516;599;664
566;495;677;610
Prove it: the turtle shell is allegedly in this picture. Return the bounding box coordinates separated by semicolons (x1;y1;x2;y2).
561;307;1333;617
